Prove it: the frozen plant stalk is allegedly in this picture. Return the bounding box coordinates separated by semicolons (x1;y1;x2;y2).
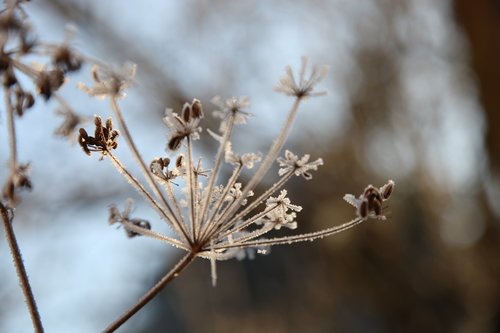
78;57;395;332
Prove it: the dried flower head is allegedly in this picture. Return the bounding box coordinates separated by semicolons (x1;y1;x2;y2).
51;26;82;73
78;116;119;158
54;107;85;140
109;199;151;238
277;150;324;180
35;68;65;100
211;96;250;132
274;57;329;98
343;180;395;220
78;62;136;99
164;98;204;151
2;163;32;205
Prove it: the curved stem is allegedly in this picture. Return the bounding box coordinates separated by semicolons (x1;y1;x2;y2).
102;252;197;333
109;98;188;242
0;203;44;333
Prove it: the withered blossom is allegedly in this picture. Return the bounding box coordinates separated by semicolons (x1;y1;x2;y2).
211;96;251;132
109;199;151;238
51;25;82;73
2;163;32;205
13;86;34;116
54;107;85;140
274;57;329;98
78;62;136;99
277;150;324;180
78;116;119;158
150;155;186;181
36;68;65;100
164;99;204;150
343;180;395;220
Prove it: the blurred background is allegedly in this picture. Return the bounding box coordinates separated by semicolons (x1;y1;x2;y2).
1;0;499;332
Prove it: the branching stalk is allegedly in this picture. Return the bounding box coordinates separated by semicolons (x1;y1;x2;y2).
108;153;190;243
221;98;302;227
110;98;187;241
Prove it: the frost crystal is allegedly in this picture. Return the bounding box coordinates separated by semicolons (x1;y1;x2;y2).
277;150;324;180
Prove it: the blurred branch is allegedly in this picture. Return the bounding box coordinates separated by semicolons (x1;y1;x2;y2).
0;203;44;333
38;0;188;113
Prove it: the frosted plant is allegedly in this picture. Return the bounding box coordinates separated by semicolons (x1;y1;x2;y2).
77;57;395;332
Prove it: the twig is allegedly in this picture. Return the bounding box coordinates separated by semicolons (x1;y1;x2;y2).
103;251;197;333
0;203;44;333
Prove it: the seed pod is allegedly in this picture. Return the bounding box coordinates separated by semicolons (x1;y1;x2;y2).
176;155;184;168
181;103;191;122
358;200;368;219
191;99;203;119
168;135;184;151
381;180;394;200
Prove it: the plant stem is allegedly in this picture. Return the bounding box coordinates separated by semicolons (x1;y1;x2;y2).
5;88;17;170
0;203;44;333
103;252;197;333
108;152;190;243
109;97;189;243
186;137;197;241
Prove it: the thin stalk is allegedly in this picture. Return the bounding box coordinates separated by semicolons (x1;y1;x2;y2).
226;222;275;245
103;252;197;333
198;115;236;226
213;217;365;250
215;203;280;243
121;220;188;251
0;203;44;333
185;137;197;241
199;164;243;242
108;153;190;243
109;98;186;240
241;97;301;195
5;88;17;170
164;181;184;227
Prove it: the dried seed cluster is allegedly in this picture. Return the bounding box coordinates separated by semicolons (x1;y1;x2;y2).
1;1;88;205
343;180;395;220
77;57;395;286
78;116;119;158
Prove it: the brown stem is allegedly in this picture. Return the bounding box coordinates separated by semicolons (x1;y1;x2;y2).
5;88;17;170
0;203;44;333
102;251;197;333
